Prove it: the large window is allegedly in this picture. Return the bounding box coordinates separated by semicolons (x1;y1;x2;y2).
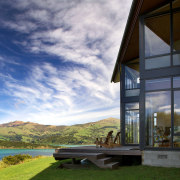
140;1;180;150
145;78;171;147
144;2;180;69
145;77;180;148
145;13;170;70
125;63;140;97
125;103;139;144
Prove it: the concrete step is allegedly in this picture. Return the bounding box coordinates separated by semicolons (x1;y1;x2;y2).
104;162;119;169
96;157;112;165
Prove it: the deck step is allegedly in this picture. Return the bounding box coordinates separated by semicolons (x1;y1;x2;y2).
96;157;112;165
104;162;119;169
89;157;119;169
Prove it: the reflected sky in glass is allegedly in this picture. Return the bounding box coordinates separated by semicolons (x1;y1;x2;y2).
146;78;171;91
173;76;180;88
145;26;170;57
125;102;139;110
146;91;171;115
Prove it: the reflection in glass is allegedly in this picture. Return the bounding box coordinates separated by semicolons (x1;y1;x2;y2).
146;91;171;147
125;65;140;97
145;14;170;57
146;78;171;91
145;55;170;69
125;89;140;97
174;91;180;148
173;54;180;66
125;66;140;89
125;110;139;144
174;136;180;148
125;102;139;110
173;77;180;88
173;12;180;52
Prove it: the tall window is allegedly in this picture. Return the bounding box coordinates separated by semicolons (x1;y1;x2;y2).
144;2;180;69
145;78;171;147
125;103;139;144
144;13;170;69
125;63;140;97
141;1;180;150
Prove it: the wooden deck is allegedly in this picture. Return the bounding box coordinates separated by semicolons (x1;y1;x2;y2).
53;146;141;169
54;145;141;156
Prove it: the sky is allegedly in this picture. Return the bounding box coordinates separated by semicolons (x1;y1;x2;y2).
0;0;132;125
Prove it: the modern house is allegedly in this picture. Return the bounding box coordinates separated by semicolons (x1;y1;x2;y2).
111;0;180;167
54;0;180;169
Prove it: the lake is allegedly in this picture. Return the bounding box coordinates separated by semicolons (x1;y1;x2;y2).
0;145;92;160
0;149;55;160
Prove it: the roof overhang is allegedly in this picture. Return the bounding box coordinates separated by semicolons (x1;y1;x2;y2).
111;0;169;83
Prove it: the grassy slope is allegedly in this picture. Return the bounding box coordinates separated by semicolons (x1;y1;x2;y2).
0;118;120;145
0;157;180;180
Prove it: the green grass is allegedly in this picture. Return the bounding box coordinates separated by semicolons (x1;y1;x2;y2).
0;157;180;180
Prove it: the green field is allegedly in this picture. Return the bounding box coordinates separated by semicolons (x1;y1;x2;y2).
0;118;120;145
0;157;180;180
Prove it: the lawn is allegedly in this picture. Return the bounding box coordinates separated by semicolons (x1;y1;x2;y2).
0;157;180;180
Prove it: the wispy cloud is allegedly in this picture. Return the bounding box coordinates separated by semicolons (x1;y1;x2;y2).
0;0;132;125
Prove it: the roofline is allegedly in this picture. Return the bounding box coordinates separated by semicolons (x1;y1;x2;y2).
111;0;143;82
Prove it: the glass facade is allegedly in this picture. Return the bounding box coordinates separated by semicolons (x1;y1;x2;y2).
141;2;180;149
173;76;180;88
145;78;171;91
145;91;171;147
144;5;180;69
125;103;139;144
125;65;140;97
145;55;170;70
173;11;180;65
145;16;170;57
174;91;180;147
144;13;170;70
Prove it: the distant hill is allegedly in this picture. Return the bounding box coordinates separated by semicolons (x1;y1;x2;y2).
0;118;120;145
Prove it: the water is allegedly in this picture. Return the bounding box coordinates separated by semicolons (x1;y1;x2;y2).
53;144;92;148
0;149;55;160
0;145;92;160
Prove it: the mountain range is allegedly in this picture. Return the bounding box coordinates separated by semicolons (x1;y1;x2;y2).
0;118;120;145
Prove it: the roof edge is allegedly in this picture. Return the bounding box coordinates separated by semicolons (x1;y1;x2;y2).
111;0;141;82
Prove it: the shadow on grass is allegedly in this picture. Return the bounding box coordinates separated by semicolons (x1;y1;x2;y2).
29;158;180;180
30;159;100;180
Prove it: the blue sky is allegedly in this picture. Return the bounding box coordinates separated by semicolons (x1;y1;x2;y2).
0;0;132;125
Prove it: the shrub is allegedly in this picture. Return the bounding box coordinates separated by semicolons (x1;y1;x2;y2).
2;154;32;165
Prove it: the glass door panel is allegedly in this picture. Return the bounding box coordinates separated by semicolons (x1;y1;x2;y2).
125;103;139;144
145;91;171;147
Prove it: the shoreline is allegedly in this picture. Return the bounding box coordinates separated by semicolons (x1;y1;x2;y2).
0;147;56;149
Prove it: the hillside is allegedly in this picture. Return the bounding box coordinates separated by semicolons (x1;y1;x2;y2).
0;118;120;145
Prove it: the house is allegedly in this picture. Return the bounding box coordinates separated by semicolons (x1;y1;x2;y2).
111;0;180;167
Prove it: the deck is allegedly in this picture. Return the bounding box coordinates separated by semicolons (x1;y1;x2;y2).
54;145;141;156
53;146;142;169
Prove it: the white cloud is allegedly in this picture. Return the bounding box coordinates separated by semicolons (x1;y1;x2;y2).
0;0;132;125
